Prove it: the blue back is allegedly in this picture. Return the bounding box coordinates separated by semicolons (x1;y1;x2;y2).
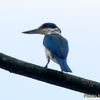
43;34;69;59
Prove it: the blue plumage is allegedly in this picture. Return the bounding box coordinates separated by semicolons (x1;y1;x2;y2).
43;34;68;58
43;34;72;72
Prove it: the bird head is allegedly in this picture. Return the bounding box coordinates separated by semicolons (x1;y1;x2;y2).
22;23;61;35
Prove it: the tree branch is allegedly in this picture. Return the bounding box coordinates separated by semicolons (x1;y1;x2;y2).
0;53;100;95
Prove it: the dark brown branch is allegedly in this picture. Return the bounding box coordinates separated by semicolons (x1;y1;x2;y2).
0;53;100;95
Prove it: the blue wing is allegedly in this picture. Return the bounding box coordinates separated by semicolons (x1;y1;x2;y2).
43;34;69;59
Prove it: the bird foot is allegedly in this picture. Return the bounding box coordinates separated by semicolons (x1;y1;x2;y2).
44;65;47;68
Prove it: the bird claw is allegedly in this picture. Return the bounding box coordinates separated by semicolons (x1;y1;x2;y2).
44;65;48;68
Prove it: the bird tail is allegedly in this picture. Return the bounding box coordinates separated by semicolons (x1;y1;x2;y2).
56;58;72;73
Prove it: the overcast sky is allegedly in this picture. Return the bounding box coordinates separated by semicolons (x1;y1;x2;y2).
0;0;100;99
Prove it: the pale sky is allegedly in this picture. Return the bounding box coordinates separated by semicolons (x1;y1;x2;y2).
0;0;100;99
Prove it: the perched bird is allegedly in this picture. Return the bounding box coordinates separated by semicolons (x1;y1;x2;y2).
22;23;72;72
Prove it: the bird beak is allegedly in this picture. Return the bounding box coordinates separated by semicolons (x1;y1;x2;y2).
22;28;48;35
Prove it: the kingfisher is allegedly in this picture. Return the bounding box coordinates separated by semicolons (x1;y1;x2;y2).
22;23;72;73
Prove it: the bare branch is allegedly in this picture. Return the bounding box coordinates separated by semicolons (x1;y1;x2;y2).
0;53;100;95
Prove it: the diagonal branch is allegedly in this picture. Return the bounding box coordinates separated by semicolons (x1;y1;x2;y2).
0;53;100;95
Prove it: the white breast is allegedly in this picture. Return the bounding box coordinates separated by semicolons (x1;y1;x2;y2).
44;48;58;64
